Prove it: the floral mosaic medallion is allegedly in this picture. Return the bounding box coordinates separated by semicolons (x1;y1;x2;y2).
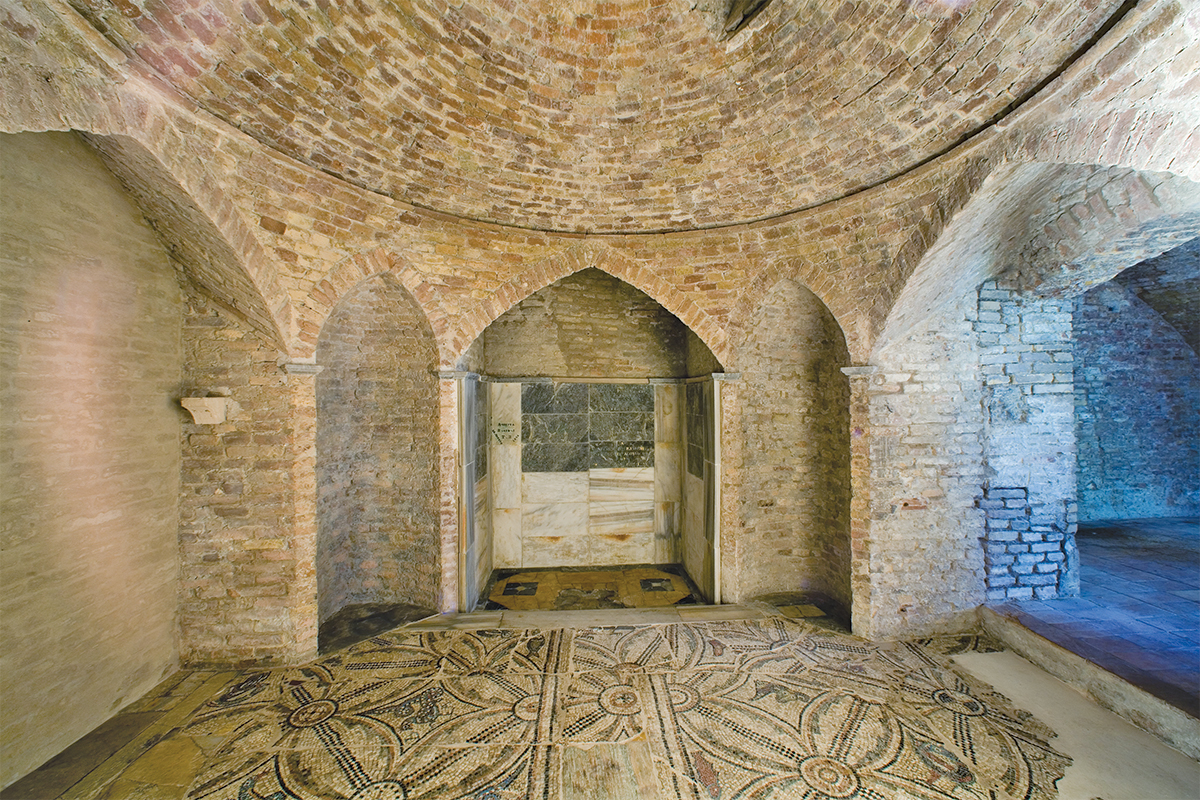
183;619;1070;799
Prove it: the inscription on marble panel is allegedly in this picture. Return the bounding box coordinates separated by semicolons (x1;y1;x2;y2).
591;441;654;469
493;421;519;444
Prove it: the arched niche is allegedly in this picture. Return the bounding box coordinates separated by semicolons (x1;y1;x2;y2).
457;268;726;608
736;279;851;619
315;273;440;640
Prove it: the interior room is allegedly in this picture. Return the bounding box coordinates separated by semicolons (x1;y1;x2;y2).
1;1;1197;797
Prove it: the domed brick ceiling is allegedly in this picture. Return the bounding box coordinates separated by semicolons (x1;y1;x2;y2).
76;0;1122;232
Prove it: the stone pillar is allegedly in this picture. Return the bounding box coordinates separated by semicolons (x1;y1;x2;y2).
713;373;740;605
842;365;878;638
437;372;462;613
282;361;321;664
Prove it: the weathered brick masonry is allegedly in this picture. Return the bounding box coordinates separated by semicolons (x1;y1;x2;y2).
2;0;1198;787
1;132;183;787
976;283;1078;602
316;274;440;623
1075;268;1200;520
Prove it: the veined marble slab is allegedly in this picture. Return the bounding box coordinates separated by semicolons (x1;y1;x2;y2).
655;384;679;443
653;445;680;502
592;532;655;564
490;382;521;431
589;467;654;503
523;472;589;504
522;534;592;568
493;508;521;569
588;501;655;537
655;500;678;544
491;443;521;509
522;501;588;537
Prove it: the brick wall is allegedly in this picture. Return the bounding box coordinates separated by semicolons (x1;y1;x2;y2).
975;283;1078;602
0;132;182;787
481;268;692;378
316;275;440;623
865;296;986;637
179;289;313;666
1075;281;1200;520
736;280;851;610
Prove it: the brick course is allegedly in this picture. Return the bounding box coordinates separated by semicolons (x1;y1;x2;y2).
316;274;440;622
975;283;1078;602
0;132;183;788
1075;277;1200;520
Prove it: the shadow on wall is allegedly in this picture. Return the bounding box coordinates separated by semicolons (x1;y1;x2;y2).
1074;239;1200;521
316;272;440;626
737;279;851;615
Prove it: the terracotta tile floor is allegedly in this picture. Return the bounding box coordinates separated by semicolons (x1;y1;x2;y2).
991;517;1200;717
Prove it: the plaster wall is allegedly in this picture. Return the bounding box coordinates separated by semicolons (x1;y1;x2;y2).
0;132;181;787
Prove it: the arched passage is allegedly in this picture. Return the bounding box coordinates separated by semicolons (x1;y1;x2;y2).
734;279;851;618
315;273;440;640
456;268;726;608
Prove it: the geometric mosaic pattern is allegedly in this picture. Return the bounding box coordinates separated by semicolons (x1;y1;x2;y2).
184;617;1069;799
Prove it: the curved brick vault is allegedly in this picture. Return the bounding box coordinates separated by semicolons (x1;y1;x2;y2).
44;0;1135;233
2;0;1196;364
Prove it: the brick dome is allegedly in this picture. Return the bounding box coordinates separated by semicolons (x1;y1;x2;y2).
76;0;1119;232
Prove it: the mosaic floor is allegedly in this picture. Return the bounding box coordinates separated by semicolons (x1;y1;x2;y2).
25;616;1071;800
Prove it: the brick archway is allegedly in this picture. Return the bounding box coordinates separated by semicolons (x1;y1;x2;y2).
448;243;730;367
0;80;294;352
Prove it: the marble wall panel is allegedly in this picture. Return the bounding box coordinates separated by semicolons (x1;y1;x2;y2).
474;475;492;602
653;446;681;503
494;382;688;571
524;472;589;504
491;382;521;429
589;468;655;503
523;442;590;472
594;533;656;565
492;444;521;509
589;383;654;412
523;413;588;443
493;508;521;568
522;502;589;537
590;412;654;442
683;470;708;593
654;502;679;563
523;382;588;414
490;383;522;510
590;441;654;468
588;502;655;537
655;384;679;443
523;535;593;568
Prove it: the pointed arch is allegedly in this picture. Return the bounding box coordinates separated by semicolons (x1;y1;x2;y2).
314;271;441;625
448;243;730;367
1;71;294;352
296;247;455;363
